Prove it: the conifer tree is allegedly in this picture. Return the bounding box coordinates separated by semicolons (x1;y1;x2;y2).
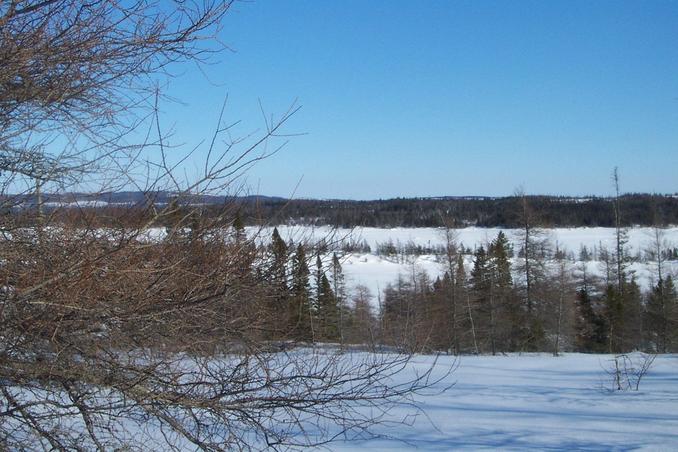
603;284;624;353
574;273;608;353
429;273;454;352
290;243;313;341
271;227;288;285
489;232;512;289
232;210;246;242
600;171;636;352
471;246;497;354
645;276;673;352
268;227;289;337
330;253;348;343
318;273;338;340
644;226;676;352
605;275;642;353
622;277;643;350
488;232;520;349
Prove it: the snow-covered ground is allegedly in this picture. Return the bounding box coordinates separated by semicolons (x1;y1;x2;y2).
250;225;678;256
249;226;678;304
335;352;678;451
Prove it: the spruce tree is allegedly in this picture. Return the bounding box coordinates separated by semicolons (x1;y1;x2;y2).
488;232;520;350
622;277;643;351
232;210;246;242
330;253;347;343
603;284;624;353
489;232;512;289
268;227;289;338
290;244;313;341
472;246;497;354
318;273;338;341
271;227;288;286
429;273;454;352
574;287;607;352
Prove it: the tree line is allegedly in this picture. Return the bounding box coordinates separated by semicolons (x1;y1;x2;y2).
10;192;678;229
236;193;678;228
377;229;677;355
256;225;677;355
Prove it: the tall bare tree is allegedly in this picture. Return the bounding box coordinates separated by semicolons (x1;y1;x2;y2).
611;167;629;293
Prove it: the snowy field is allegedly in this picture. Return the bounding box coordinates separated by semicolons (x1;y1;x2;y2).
250;225;678;255
248;226;678;303
334;353;678;451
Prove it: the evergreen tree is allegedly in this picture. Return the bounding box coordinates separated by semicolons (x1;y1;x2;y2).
290;244;313;341
330;253;348;343
429;272;454;352
489;232;512;289
622;277;643;351
270;227;288;285
646;275;678;352
488;231;521;350
232;210;246;242
318;273;338;341
471;246;497;354
574;287;608;352
603;284;624;353
267;227;289;338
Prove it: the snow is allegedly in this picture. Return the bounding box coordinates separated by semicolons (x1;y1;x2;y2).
340;253;444;301
43;200;111;208
333;352;678;451
250;225;678;256
247;226;678;305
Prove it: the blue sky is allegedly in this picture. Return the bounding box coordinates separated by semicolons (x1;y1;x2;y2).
159;0;678;199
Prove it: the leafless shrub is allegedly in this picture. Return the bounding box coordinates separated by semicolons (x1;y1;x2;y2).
0;2;450;450
602;352;657;392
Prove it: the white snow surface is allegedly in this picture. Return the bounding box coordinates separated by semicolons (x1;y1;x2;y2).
249;225;678;255
333;352;678;451
247;226;678;306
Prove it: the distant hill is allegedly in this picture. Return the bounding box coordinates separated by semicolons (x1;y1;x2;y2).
7;192;286;206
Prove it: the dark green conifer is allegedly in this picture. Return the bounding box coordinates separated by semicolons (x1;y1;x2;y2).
290;244;313;341
646;276;677;352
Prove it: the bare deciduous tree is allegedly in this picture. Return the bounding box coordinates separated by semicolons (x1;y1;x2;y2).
0;2;450;450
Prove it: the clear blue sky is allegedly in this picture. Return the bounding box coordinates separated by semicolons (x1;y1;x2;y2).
159;0;678;200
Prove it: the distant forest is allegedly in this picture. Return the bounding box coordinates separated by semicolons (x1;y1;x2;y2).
236;194;678;228
13;192;678;228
